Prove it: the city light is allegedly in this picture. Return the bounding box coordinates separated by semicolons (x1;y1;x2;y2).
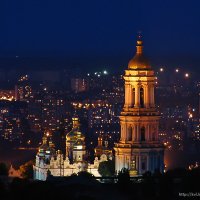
175;68;179;72
160;68;164;72
103;70;108;75
185;73;189;78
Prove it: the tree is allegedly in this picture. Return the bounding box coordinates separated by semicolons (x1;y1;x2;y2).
117;168;130;184
77;171;94;178
98;160;115;177
19;160;34;179
0;162;8;176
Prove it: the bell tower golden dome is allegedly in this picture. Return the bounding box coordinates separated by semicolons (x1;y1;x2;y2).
128;35;151;70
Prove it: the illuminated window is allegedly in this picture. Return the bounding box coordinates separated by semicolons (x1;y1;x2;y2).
133;88;135;106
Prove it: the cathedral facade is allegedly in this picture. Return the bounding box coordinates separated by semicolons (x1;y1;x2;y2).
33;118;112;181
114;36;164;176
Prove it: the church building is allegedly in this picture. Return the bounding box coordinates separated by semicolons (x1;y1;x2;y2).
114;35;164;176
33;118;112;180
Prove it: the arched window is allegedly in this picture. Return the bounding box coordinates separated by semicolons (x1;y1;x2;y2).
127;126;132;141
140;88;144;108
133;88;135;107
141;127;145;141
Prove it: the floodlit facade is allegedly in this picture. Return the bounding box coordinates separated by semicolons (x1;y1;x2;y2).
33;118;112;181
114;36;164;176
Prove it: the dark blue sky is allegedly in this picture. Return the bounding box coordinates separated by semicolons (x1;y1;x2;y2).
1;0;200;70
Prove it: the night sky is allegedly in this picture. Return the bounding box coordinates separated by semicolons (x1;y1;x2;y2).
1;0;200;70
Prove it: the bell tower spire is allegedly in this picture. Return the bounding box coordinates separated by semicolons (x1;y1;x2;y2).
136;33;143;54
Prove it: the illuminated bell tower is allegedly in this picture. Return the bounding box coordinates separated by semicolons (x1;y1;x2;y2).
114;35;164;175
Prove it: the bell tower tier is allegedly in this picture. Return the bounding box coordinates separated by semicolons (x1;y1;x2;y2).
114;35;164;176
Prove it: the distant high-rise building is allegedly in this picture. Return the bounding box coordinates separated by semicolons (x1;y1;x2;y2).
114;35;165;176
15;75;32;101
71;78;88;93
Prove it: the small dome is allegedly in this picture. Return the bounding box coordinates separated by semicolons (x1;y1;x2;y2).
66;130;78;141
38;130;55;156
38;134;48;153
128;36;151;70
39;143;48;153
66;117;85;141
128;54;150;69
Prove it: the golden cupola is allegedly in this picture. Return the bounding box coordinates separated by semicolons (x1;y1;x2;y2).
128;35;151;70
66;117;85;142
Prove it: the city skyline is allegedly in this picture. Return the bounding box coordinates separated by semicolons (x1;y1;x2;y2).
0;1;200;199
0;36;199;171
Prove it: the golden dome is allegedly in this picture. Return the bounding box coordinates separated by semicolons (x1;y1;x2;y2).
66;117;85;142
66;130;77;141
128;36;151;70
38;131;55;155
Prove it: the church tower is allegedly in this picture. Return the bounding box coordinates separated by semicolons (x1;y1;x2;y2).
66;117;86;162
114;35;164;175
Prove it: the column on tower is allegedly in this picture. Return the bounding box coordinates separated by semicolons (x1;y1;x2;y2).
149;84;155;107
121;123;125;142
132;125;136;142
135;85;140;108
127;125;132;141
136;124;140;142
124;83;129;108
146;125;148;141
120;124;123;141
128;84;133;107
152;85;155;107
144;84;147;108
125;83;134;108
125;124;128;142
145;84;150;108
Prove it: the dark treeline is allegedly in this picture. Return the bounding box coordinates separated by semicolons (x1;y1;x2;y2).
0;168;200;200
